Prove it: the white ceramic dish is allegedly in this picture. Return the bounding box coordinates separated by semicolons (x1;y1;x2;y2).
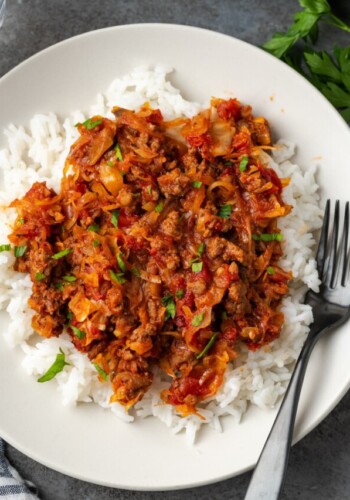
0;24;350;491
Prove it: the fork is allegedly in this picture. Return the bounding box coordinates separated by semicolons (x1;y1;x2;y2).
245;200;350;500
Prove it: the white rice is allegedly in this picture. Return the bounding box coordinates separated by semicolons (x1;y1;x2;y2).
0;65;323;444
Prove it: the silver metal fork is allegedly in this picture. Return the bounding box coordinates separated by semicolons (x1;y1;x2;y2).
245;200;350;500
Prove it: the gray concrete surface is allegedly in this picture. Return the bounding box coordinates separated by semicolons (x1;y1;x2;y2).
1;0;350;498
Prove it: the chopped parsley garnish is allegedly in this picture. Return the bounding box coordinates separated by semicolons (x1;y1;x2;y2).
267;266;276;275
222;311;228;320
18;218;24;225
14;245;27;257
35;272;45;281
0;244;11;252
197;243;205;256
107;161;114;167
192;313;204;327
253;233;283;242
93;239;100;248
115;143;123;161
81;118;103;130
71;325;85;340
162;295;176;320
224;161;233;166
131;267;141;277
110;269;126;284
117;253;126;272
93;362;108;381
63;275;77;282
52;248;71;260
146;186;152;195
54;282;64;291
87;223;100;232
196;333;218;360
155;202;163;213
192;181;202;188
37;348;69;383
176;289;184;299
218;204;232;219
192;261;203;273
263;0;350;120
239;156;249;172
111;210;120;228
66;311;73;323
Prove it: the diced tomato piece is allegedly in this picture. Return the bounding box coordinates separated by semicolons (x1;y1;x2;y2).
232;131;251;154
217;98;241;121
117;209;139;229
187;133;212;148
146;109;163;125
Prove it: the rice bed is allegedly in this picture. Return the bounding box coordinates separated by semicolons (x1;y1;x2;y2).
0;66;322;444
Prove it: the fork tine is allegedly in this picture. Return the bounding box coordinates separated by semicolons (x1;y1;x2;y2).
341;201;349;286
325;200;339;288
316;199;330;276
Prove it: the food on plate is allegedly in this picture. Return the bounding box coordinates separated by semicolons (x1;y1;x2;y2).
0;67;321;439
5;96;292;416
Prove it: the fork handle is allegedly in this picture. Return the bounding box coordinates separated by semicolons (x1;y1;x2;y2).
244;327;320;500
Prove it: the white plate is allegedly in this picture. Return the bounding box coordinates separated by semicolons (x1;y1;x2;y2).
0;24;350;491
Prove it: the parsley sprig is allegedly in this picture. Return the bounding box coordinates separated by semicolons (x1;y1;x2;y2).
162;294;176;320
263;0;350;120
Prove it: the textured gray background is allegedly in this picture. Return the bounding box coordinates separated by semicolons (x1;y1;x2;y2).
1;0;350;499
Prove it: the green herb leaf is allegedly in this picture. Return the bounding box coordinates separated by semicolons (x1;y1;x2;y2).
299;0;330;15
155;202;163;213
71;325;85;340
196;333;218;360
304;50;342;81
54;282;64;291
224;161;233;166
0;244;11;252
93;239;100;248
192;181;202;188
263;32;299;59
239;156;249;172
267;266;276;275
146;186;152;195
115;143;123;161
131;267;141;277
37;348;69;383
14;245;27;257
262;0;350;119
218;205;232;219
63;275;77;282
117;253;126;272
110;269;126;284
107;161;114;167
197;243;205;256
176;289;184;299
66;311;73;323
93;362;108;381
192;313;204;327
221;311;228;320
87;223;100;232
81;118;103;130
162;295;176;320
18;218;24;225
111;210;120;228
192;261;203;273
52;248;71;260
253;233;283;242
35;272;45;281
